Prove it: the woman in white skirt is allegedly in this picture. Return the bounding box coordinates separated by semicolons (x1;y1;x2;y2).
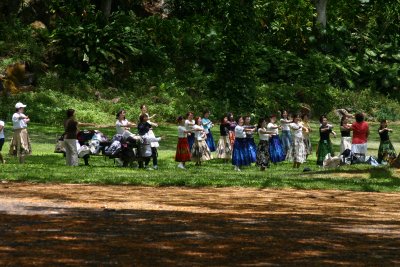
191;116;212;166
286;114;307;168
216;116;232;162
340;116;352;154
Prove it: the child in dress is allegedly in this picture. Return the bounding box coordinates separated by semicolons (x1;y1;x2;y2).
267;115;286;163
316;115;336;166
185;112;195;150
191;117;212;166
256;118;274;171
280;110;292;156
175;116;191;169
244;115;257;163
340;116;352;154
216;116;232;162
377;120;396;164
202;110;216;152
300;114;312;159
232;116;255;171
286;114;307;168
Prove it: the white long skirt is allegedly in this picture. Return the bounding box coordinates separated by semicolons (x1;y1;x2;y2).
340;137;352;154
352;143;367;155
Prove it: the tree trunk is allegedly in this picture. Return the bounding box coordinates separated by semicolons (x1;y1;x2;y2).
315;0;328;28
101;0;112;18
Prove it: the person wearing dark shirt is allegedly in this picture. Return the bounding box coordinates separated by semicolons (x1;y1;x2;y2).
377;119;396;163
216;116;232;162
138;114;161;170
63;109;95;166
316;115;336;166
340;116;352;154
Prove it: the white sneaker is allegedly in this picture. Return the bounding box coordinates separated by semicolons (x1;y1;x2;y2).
234;166;241;172
177;163;185;169
153;165;158;170
115;158;123;166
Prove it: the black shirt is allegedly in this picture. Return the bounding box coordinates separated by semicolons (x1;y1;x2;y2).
64;118;78;139
220;123;230;136
341;129;351;137
379;129;389;142
320;125;332;141
138;122;152;136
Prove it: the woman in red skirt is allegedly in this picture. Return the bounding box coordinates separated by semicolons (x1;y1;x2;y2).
175;116;191;169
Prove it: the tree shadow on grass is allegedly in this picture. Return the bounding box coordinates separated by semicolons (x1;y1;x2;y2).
0;204;399;266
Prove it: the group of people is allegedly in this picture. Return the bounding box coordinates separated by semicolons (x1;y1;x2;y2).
0;102;396;171
175;110;397;171
175;111;314;171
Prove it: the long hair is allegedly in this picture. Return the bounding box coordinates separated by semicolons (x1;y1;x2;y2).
116;109;125;120
177;116;184;124
66;109;75;118
257;117;265;129
319;115;327;124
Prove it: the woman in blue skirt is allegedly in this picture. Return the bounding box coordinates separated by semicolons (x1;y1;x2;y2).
244;115;257;163
232;116;255;171
267;114;286;163
202;110;216;152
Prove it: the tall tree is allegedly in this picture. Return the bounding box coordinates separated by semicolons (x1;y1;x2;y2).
314;0;328;28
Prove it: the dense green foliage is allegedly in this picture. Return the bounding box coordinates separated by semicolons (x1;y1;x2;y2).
1;122;400;192
0;0;399;122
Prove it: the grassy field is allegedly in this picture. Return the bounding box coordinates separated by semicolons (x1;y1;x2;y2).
1;122;400;192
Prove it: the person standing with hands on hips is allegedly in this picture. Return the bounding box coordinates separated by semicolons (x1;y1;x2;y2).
9;102;31;164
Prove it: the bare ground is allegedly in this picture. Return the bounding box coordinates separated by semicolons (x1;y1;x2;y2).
0;182;400;266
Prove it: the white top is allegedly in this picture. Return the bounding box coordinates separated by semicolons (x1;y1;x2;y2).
280;118;291;131
12;112;28;130
235;125;246;139
116;119;129;135
185;119;195;132
0;120;4;139
201;118;213;133
193;125;205;140
178;125;187;138
267;123;279;135
289;122;303;138
258;128;270;140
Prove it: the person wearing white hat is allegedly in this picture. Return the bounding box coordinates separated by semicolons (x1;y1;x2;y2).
9;102;31;163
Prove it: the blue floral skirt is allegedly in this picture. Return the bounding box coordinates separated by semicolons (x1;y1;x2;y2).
187;134;195;150
206;132;216;152
269;135;286;163
246;138;257;163
232;138;252;166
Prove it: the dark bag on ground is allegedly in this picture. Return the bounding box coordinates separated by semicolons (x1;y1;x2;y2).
104;140;122;157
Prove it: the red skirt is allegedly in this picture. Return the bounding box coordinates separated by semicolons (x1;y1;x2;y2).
175;138;191;162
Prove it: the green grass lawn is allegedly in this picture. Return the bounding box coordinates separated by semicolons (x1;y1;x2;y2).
1;122;400;192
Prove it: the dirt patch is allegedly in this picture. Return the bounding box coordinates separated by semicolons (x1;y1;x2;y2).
1;182;400;266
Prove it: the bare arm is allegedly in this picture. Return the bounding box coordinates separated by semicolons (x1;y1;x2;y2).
259;128;274;134
78;122;96;127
